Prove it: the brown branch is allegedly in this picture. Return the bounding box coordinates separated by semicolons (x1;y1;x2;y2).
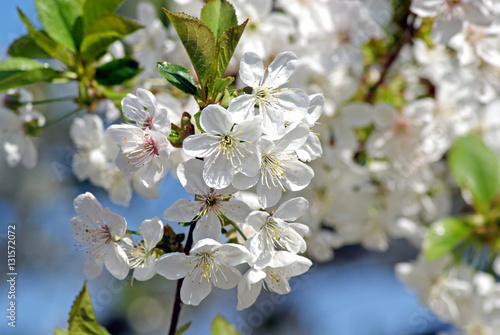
168;223;196;335
364;13;417;104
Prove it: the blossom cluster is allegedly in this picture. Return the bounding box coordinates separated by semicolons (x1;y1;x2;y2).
69;50;321;309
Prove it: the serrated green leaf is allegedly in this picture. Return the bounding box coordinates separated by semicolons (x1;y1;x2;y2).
176;321;192;335
8;35;51;59
0;58;60;92
214;19;248;78
80;14;142;60
157;62;198;96
95;58;140;86
69;281;109;335
34;0;84;52
201;0;238;40
212;315;241;335
423;217;472;261
17;8;74;65
448;134;500;212
54;328;69;335
164;10;217;89
83;0;124;29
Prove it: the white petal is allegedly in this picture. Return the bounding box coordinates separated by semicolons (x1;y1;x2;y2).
265;51;297;88
245;211;268;231
274;197;309;221
373;103;397;128
228;94;256;123
83;245;105;278
283;160;314;191
133;256;156;281
177;159;207;194
200;104;233;135
203;149;235;189
104;243;130;280
237;269;264;310
239;52;265;87
213;265;241;289
183;133;218;157
216;243;251;266
21;137;37;168
219;200;252;224
180;271;212;306
139;217;164;250
156;253;193;280
193;212;221;243
163;198;200;222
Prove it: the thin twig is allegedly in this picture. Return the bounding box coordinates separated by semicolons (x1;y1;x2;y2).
168;223;195;335
29;96;76;105
43;107;81;128
364;13;417;104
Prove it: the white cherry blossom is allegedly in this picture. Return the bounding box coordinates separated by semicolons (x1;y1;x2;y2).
233;123;314;208
244;197;309;268
182;104;261;189
229;51;310;139
107;124;170;188
163;159;252;242
121;88;171;136
155;238;250;306
237;251;312;310
70;192;129;279
122;217;164;281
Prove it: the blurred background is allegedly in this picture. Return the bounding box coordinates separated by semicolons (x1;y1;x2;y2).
0;0;454;334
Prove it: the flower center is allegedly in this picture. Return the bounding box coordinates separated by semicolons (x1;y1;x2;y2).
142;116;156;130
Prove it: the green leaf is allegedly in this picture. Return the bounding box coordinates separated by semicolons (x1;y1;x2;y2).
214;19;248;78
34;0;84;52
423;217;473;261
17;8;74;65
86;14;142;36
54;328;69;335
448;134;500;212
8;35;51;59
164;10;217;89
95;58;140;86
102;87;127;110
80;14;142;60
176;321;192;335
83;0;124;29
220;88;239;108
201;0;238;40
69;281;110;335
157;62;198;96
212;315;241;335
0;58;60;92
